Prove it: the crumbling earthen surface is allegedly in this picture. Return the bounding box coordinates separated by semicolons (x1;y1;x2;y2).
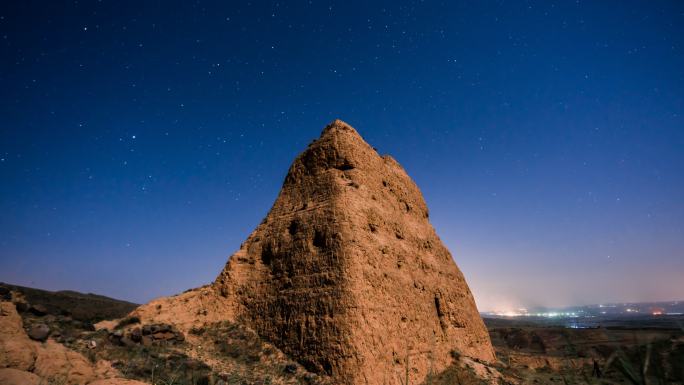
0;300;148;385
214;120;495;385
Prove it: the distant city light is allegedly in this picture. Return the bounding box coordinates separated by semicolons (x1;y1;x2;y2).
488;310;579;318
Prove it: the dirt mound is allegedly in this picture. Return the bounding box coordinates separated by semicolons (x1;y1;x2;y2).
125;285;233;332
212;120;494;384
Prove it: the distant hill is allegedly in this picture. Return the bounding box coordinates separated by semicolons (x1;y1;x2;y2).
0;282;137;321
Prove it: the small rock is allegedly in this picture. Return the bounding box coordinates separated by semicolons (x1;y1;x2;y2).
110;329;123;338
152;331;175;340
157;324;171;333
129;327;142;342
120;336;136;347
183;358;201;369
0;368;42;385
87;340;97;349
108;330;123;344
28;323;50;341
13;300;29;313
141;336;153;346
28;304;48;316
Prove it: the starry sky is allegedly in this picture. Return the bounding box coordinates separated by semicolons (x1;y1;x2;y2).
1;1;683;311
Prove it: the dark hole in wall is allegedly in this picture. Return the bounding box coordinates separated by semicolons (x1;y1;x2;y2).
313;230;326;248
333;162;354;171
321;359;334;375
261;245;275;266
288;220;299;236
301;359;318;374
301;358;334;376
434;294;447;332
434;295;444;318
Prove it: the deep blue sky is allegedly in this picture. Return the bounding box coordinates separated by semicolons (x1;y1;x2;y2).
1;1;682;311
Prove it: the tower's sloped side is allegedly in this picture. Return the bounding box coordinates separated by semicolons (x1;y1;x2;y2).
215;120;494;385
214;121;360;377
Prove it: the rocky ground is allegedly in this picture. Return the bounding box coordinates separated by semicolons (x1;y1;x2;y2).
0;283;331;385
3;282;682;385
484;317;684;384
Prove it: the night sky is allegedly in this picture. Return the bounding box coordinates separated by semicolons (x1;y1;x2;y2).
1;1;683;311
